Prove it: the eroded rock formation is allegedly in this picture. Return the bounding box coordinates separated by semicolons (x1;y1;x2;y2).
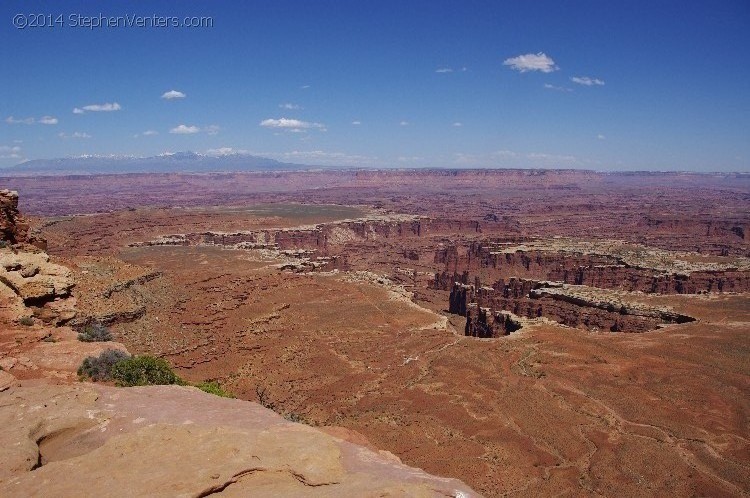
451;279;695;334
0;189;45;249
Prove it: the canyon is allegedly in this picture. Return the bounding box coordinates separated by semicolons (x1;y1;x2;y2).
1;169;748;497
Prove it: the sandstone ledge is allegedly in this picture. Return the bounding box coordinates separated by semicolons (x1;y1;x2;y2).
0;383;478;497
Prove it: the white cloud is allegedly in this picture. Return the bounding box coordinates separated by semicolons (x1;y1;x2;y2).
527;152;578;164
58;131;91;139
205;124;220;135
5;116;35;125
543;83;572;92
0;145;22;159
571;76;605;86
279;103;301;110
452;122;463;127
399;121;409;126
435;67;453;73
170;124;200;134
503;52;558;73
351;121;361;125
300;85;310;89
597;134;606;140
205;147;249;156
161;90;186;100
38;116;58;125
75;102;122;113
134;130;159;138
260;118;326;132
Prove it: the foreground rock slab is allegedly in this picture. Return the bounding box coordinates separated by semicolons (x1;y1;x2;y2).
0;383;479;497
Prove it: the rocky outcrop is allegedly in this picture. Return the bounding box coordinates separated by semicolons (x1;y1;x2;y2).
0;383;479;497
451;280;695;334
465;305;522;338
0;189;45;249
0;249;76;325
0;250;74;308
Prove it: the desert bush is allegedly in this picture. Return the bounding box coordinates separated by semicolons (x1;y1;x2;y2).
78;322;112;342
18;316;34;326
196;381;234;398
111;355;182;387
78;349;131;382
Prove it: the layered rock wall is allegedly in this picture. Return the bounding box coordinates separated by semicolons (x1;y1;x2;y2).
434;243;750;294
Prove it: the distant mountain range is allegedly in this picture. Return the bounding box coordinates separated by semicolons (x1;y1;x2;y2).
0;152;316;176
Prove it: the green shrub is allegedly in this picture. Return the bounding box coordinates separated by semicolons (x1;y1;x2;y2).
78;349;131;382
196;381;234;398
18;316;34;326
78;322;112;342
111;355;182;387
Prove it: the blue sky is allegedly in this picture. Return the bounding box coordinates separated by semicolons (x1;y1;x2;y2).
1;0;748;171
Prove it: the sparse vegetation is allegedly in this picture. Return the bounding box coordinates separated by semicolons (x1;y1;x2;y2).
255;385;276;410
255;385;310;424
18;316;34;326
77;322;112;342
196;381;234;398
78;349;131;382
111;355;183;387
283;412;310;424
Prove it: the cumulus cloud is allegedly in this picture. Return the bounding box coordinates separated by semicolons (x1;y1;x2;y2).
170;124;200;134
571;76;605;86
399;121;409;126
204;124;220;136
38;116;58;125
503;52;558;73
279;103;301;110
452;122;463;127
435;67;453;73
351;121;361;125
161;90;186;100
73;102;121;113
58;131;91;139
5;116;36;125
597;134;606;140
260;118;326;132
